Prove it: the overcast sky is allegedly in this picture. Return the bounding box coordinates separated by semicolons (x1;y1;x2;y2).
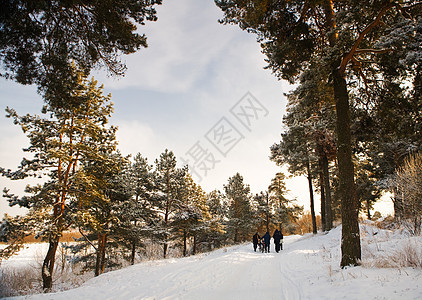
0;0;393;216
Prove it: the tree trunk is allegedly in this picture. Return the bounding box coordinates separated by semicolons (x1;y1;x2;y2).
95;237;101;277
131;240;136;265
42;239;59;291
193;235;197;255
323;0;361;267
332;68;361;267
234;196;240;243
319;159;326;232
234;227;239;244
393;188;404;223
100;235;106;274
163;243;168;259
95;233;107;277
414;216;421;236
183;230;187;257
131;220;137;265
266;192;270;232
322;154;333;230
366;199;372;220
164;175;171;259
306;158;317;234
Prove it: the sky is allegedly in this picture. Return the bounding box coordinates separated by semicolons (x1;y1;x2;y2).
0;0;393;217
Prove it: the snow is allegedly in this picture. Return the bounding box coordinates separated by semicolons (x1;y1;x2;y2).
1;243;49;269
2;224;422;299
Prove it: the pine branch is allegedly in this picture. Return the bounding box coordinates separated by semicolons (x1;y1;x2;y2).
71;4;126;76
354;48;392;55
339;3;394;75
79;227;98;251
351;57;371;97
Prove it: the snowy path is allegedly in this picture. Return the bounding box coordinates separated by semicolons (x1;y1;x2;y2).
19;236;305;300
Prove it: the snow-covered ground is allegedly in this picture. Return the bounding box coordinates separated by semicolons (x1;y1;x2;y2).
2;223;422;299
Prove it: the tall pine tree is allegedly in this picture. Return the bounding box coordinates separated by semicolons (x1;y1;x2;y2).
0;70;116;289
224;173;253;243
153;149;186;258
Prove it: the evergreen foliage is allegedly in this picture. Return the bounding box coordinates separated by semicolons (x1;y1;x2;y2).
224;173;253;243
268;172;303;234
0;69;117;289
170;173;210;256
153;149;187;258
270;73;335;234
123;153;157;264
205;190;228;249
73;152;129;277
254;191;272;233
0;0;162;108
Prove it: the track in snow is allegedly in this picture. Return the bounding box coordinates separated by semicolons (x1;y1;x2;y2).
21;236;304;300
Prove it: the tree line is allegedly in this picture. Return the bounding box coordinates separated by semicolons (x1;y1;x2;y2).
0;70;302;287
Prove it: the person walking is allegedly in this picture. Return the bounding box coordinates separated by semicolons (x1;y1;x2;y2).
252;232;260;252
273;229;282;253
280;230;284;250
262;231;271;253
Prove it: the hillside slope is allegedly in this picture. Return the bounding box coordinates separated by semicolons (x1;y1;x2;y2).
6;224;422;300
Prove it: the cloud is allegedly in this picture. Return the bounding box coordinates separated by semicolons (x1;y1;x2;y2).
115;120;164;161
95;0;240;93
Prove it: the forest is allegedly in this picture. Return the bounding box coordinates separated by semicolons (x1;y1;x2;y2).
0;0;421;296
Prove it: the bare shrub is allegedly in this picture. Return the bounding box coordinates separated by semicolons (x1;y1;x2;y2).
374;215;396;230
0;243;94;297
363;239;422;269
389;240;422;268
0;266;41;297
371;211;382;220
392;152;422;235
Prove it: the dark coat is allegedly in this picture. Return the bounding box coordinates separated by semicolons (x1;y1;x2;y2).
273;230;282;244
262;231;271;245
253;233;260;244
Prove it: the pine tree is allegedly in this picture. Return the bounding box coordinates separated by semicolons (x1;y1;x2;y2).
123;153;156;265
254;191;271;233
74;152;127;277
0;0;162;108
224;173;253;243
0;70;116;289
268;172;303;234
68;152;156;273
352;33;422;221
171;173;210;256
153;149;186;258
205;190;227;249
270;90;320;234
354;167;381;220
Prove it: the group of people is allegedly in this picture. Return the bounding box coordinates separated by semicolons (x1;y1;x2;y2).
252;229;283;253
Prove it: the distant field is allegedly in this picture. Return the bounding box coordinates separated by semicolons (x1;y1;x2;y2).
0;231;82;245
